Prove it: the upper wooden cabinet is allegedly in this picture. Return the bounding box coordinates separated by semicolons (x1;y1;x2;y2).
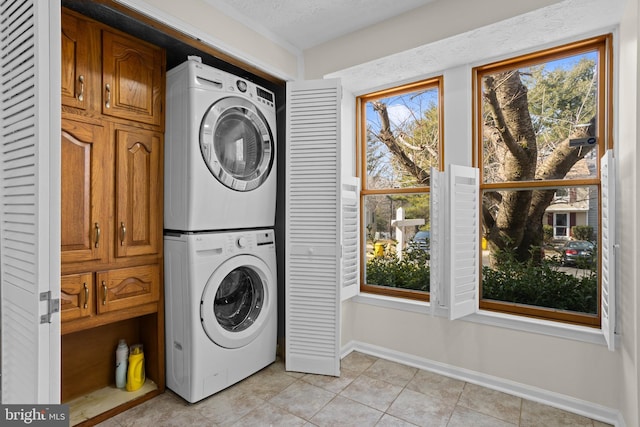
61;119;110;265
61;11;94;111
102;30;164;127
114;126;163;258
61;8;164;127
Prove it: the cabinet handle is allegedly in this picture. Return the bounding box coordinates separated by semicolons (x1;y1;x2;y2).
94;222;101;248
120;222;126;245
102;281;107;305
83;283;89;309
77;75;85;102
105;83;111;108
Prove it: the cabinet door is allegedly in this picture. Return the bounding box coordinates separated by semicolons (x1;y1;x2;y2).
114;127;162;258
61;11;91;110
61;273;94;322
101;29;163;126
96;265;160;314
61;119;110;264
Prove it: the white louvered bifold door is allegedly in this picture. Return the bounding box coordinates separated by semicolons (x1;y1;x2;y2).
0;0;61;403
448;165;480;320
285;79;341;376
600;150;616;351
341;177;359;301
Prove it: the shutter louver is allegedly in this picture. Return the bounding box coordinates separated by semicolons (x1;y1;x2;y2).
429;167;444;314
285;79;341;376
341;177;359;300
1;0;60;402
600;150;615;351
448;165;480;320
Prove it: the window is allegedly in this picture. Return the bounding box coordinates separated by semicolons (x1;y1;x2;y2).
357;77;443;301
474;35;612;326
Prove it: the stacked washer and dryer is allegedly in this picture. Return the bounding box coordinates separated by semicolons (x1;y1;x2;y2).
163;57;278;403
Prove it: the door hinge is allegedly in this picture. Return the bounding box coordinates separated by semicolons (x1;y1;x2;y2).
40;291;60;324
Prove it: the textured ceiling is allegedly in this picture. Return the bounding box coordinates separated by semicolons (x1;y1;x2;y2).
204;0;436;50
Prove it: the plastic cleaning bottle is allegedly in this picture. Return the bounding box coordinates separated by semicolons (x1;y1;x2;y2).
126;344;145;392
115;339;128;389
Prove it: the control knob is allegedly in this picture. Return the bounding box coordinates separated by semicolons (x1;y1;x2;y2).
236;236;247;248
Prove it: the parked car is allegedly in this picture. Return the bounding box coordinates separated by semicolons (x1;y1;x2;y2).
409;230;431;253
560;240;595;266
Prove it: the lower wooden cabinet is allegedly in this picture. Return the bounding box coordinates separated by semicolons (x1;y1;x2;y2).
61;273;94;323
61;264;160;335
61;263;164;425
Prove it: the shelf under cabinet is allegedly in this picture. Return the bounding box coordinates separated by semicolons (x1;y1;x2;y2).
68;379;158;426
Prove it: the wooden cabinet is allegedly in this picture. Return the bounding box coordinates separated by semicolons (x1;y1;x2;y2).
61;119;110;265
102;30;164;126
60;8;165;425
61;9;163;127
61;265;160;334
61;11;94;111
61;273;94;323
97;265;160;314
115;126;163;259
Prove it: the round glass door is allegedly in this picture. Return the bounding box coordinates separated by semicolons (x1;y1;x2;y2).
200;97;274;192
201;255;273;349
214;267;263;332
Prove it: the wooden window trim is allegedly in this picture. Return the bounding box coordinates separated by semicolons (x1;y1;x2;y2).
473;35;613;327
357;76;444;301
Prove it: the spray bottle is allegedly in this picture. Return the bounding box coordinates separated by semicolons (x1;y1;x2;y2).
115;339;128;389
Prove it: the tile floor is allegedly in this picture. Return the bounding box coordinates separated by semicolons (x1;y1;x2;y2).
99;352;613;427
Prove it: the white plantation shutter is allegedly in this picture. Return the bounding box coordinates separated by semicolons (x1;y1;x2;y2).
448;165;480;320
341;177;359;301
429;167;445;314
285;79;341;376
600;150;616;351
1;0;61;402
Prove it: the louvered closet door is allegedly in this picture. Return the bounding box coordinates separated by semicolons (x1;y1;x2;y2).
285;79;341;376
0;0;61;402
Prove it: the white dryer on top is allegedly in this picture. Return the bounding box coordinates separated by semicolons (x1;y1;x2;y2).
164;58;277;232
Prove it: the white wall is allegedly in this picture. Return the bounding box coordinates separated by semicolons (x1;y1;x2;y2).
616;0;640;425
317;0;637;423
122;0;299;80
303;0;564;80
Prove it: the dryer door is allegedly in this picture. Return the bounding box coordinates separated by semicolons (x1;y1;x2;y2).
200;97;274;192
200;254;274;349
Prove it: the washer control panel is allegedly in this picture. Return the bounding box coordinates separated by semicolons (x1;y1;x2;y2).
224;230;275;253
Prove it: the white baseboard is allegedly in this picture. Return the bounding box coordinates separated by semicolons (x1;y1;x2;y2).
341;340;625;427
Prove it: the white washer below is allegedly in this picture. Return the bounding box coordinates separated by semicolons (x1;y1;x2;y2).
164;229;277;403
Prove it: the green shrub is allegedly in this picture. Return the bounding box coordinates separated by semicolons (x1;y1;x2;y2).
543;225;553;243
572;225;594;242
366;249;430;292
482;247;597;314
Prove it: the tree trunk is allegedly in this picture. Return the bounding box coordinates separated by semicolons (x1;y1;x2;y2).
483;69;597;263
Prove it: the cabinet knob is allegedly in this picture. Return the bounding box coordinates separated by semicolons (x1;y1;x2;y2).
77;75;85;102
105;83;111;109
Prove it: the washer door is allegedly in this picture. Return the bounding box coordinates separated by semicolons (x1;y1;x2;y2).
200;255;273;349
200;96;274;192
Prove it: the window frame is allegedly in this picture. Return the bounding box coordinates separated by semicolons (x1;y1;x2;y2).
357;76;444;301
472;34;613;327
